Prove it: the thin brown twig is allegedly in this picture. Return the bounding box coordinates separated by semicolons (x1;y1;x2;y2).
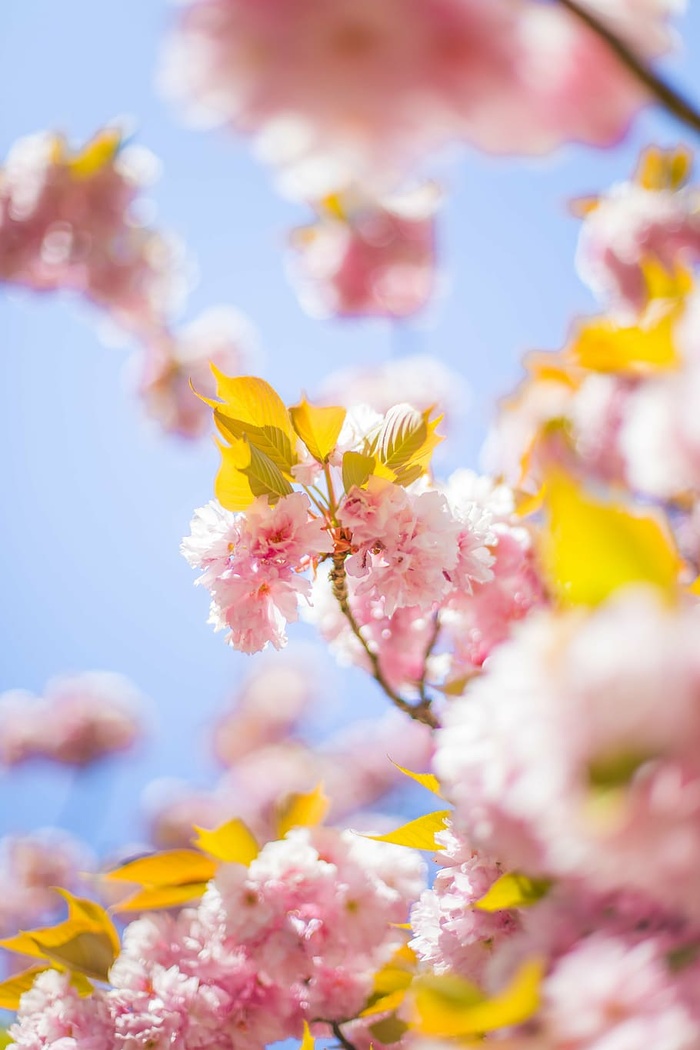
556;0;700;137
417;612;442;707
329;553;440;729
331;1022;358;1050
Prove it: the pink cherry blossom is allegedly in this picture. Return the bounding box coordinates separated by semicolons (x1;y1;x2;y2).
435;588;700;920
0;130;182;336
318;354;468;439
289;185;438;318
184;492;333;653
410;823;519;983
160;0;679;196
0;830;94;937
138;307;257;439
340;477;461;616
577;173;700;320
0;672;145;768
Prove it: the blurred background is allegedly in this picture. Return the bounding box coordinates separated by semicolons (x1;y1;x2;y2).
1;0;700;861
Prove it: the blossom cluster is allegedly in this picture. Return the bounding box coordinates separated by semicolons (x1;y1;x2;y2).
0;671;145;768
160;0;680;198
8;825;425;1050
0;128;254;438
183;382;545;706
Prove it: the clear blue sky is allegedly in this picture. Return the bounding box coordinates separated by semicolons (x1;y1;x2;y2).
2;0;700;852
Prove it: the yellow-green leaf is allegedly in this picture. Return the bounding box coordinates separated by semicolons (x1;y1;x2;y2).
0;892;120;983
215;413;297;476
411;958;543;1037
541;472;681;606
277;784;330;838
368;1016;409;1044
211;372;294;439
365;811;450;851
104;849;217;888
474;872;551;912
38;930;115;983
390;762;442;798
193;818;259;865
290;399;346;463
375;406;443;485
111;882;210;913
342;451;376;492
0;966;49;1010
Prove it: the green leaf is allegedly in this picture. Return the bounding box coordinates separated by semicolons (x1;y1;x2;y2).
474;872;551;912
290;399;346;463
365;811;450;851
373;406;444;486
342;450;376;492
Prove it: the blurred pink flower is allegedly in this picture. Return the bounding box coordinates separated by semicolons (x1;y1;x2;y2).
289;185;439;318
0;129;183;335
160;0;678;196
0;672;145;768
138;307;257;438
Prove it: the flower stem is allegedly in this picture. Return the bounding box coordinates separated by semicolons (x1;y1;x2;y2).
557;0;700;137
329;554;440;729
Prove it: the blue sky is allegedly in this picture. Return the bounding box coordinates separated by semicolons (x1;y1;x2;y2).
2;0;700;852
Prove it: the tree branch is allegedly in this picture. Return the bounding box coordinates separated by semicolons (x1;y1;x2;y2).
329;554;440;729
331;1022;358;1050
556;0;700;137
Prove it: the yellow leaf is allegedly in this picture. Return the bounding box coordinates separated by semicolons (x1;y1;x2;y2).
290;399;346;463
373;945;416;996
570;306;680;375
111;881;210;913
214;436;293;511
365;811;450;851
277;784;330;838
0;966;49;1010
212;372;295;457
474;872;550;912
193;818;259;865
390;762;442;798
541;472;681;606
360;988;409;1018
104;849;216;888
0;965;92;1012
411;958;543;1037
67;127;121;179
300;1020;315;1050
